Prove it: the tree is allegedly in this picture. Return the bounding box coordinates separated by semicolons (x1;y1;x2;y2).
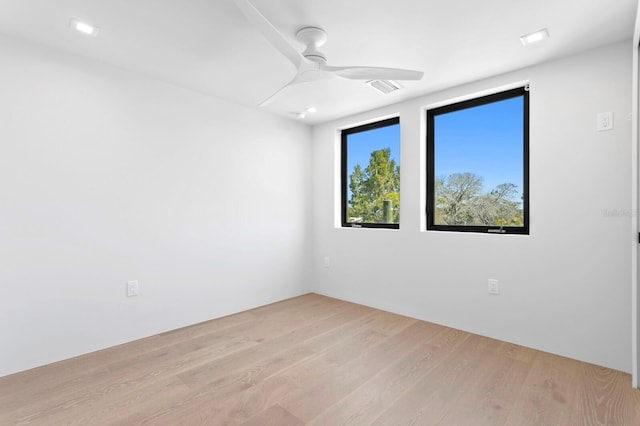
348;148;400;223
435;173;523;226
436;172;483;225
348;164;368;220
475;183;523;226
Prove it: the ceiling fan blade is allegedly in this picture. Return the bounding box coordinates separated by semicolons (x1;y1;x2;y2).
259;61;334;106
234;0;303;69
259;73;311;107
321;65;424;81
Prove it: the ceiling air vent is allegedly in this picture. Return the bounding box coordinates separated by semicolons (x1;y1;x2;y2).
366;79;402;94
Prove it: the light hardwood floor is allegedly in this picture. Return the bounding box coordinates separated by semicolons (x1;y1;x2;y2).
1;293;640;425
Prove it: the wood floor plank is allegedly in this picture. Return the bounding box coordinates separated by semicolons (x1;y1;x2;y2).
627;380;640;423
113;345;316;425
112;301;372;425
307;322;456;425
241;404;304;426
280;320;440;423
209;309;417;424
370;331;499;425
570;363;633;425
436;340;536;425
176;302;371;390
13;377;190;426
203;321;394;424
1;293;640;425
503;350;581;425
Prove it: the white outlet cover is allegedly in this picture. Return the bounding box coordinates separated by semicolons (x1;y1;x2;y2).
488;279;500;295
127;280;139;297
597;112;613;131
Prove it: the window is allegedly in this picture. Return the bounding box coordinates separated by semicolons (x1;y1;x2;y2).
427;86;529;234
341;117;400;229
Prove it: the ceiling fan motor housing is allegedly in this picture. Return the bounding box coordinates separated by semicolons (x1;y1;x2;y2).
296;26;328;64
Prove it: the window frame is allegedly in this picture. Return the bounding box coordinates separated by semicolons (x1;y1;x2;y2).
341;117;401;230
426;86;530;235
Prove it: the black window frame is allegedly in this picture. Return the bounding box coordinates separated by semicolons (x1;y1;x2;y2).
426;86;530;235
341;117;401;229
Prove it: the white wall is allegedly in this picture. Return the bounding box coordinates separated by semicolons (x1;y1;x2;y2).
0;34;312;377
311;41;633;373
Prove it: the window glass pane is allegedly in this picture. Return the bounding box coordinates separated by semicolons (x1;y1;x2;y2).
342;118;400;228
427;87;529;234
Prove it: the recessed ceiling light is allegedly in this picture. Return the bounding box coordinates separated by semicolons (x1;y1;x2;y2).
70;18;99;36
520;28;549;46
292;107;316;119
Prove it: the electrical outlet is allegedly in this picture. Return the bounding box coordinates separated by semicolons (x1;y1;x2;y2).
323;256;330;269
127;280;139;297
597;112;613;131
488;279;499;295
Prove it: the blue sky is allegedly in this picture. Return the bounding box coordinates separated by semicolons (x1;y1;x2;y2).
434;96;524;198
347;123;400;178
346;96;523;202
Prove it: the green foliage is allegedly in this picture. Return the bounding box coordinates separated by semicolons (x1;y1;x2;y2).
435;173;523;226
348;148;400;223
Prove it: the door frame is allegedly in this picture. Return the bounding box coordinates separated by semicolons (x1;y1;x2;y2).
632;0;640;388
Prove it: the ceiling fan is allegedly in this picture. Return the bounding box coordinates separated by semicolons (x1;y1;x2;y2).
234;0;424;106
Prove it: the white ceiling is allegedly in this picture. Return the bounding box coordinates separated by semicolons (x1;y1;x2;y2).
0;0;636;124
